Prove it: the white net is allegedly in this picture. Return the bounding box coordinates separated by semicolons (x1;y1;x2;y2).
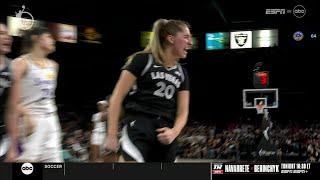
256;105;265;114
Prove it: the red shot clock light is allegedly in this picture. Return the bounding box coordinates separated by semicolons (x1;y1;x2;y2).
253;71;269;88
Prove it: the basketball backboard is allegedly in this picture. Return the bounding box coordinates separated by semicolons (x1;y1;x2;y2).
243;88;279;109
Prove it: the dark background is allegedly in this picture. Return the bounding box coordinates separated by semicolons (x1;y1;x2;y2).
1;0;319;125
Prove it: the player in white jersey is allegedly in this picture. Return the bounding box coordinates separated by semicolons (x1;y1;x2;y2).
90;100;108;162
11;27;63;162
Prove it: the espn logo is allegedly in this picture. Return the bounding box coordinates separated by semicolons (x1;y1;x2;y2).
212;163;224;174
265;9;286;15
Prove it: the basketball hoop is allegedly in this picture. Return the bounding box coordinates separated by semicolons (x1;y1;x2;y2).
256;104;265;114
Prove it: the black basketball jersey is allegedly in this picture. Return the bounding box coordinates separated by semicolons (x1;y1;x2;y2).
123;53;189;122
0;57;12;135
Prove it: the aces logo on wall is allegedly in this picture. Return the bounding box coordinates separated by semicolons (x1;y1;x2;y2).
231;31;252;49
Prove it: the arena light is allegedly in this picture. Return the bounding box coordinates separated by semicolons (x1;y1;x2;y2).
253;29;278;48
140;31;153;48
79;27;102;44
48;23;77;43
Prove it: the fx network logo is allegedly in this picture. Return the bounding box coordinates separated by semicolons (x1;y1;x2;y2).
21;163;34;175
212;163;224;174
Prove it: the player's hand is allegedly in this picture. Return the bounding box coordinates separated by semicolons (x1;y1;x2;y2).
105;134;119;152
23;113;35;137
5;145;18;162
156;127;178;145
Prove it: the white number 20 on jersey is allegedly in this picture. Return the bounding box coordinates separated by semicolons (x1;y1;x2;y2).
153;81;175;99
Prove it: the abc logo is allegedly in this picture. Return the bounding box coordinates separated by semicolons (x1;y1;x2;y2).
293;5;306;18
294;9;305;13
21;163;34;175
